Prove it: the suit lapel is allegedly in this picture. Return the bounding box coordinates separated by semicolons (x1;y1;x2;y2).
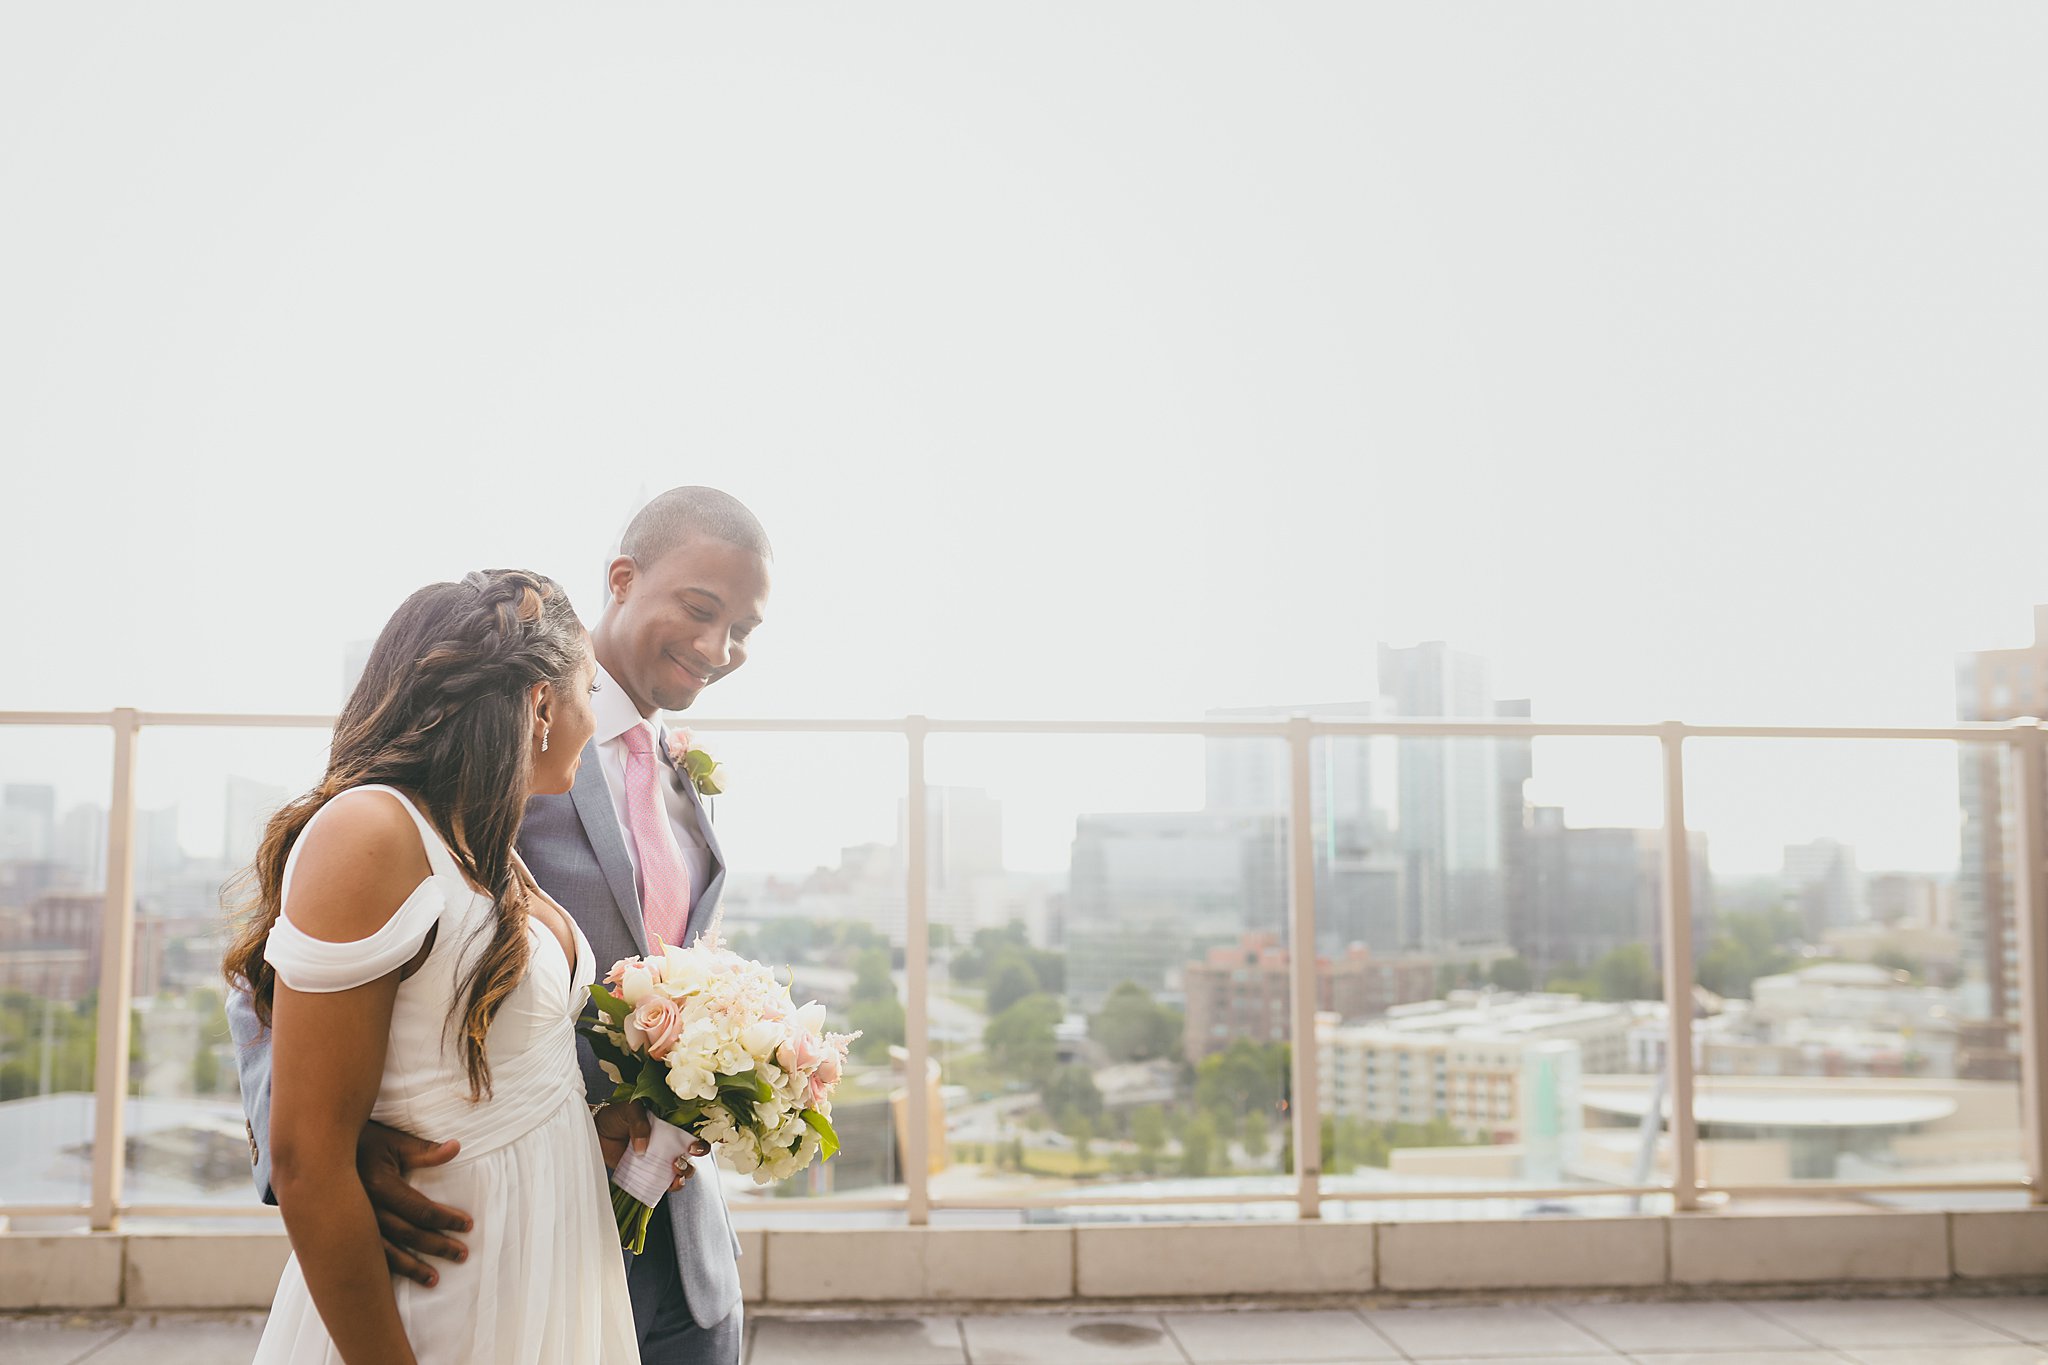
569;737;649;957
660;727;728;943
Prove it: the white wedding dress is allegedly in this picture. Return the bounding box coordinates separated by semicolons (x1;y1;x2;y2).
252;785;636;1364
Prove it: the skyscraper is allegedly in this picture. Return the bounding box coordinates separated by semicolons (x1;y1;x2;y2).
1782;839;1866;940
1203;704;1404;953
1954;605;2048;1026
1376;643;1532;953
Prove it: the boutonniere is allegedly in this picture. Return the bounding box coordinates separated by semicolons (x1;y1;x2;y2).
663;728;728;797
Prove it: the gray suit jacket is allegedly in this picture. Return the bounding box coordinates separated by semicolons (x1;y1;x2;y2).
228;731;742;1330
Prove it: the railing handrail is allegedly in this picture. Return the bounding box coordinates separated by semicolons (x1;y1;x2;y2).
2;709;2039;742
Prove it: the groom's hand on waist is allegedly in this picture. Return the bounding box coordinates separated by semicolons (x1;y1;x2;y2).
356;1121;472;1288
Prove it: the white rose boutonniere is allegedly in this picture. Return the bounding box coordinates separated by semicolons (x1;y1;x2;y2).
664;728;729;797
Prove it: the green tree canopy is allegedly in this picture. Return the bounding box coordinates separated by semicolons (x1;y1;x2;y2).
1042;1062;1103;1123
851;946;896;1003
847;995;905;1062
985;958;1041;1017
1195;1039;1289;1117
984;992;1062;1084
1089;981;1183;1063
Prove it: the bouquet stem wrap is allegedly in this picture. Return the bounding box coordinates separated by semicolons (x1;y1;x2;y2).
607;1115;700;1254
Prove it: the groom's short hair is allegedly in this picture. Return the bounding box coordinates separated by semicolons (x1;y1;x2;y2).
621;486;773;567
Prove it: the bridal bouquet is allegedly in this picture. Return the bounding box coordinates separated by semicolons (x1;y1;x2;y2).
580;925;858;1252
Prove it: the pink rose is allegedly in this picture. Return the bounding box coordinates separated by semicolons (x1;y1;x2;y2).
626;993;685;1060
664;729;692;765
604;957;637;988
813;1049;841;1090
777;1031;828;1076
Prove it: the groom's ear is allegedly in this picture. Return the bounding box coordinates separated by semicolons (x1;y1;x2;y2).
604;555;637;608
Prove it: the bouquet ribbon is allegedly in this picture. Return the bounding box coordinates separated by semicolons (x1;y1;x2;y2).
611;1114;700;1208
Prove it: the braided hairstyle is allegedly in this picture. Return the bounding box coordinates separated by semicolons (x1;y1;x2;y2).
224;568;587;1099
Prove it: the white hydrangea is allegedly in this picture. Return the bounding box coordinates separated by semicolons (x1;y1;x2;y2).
595;930;861;1191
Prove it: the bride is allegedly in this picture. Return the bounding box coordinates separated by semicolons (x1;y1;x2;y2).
224;569;675;1363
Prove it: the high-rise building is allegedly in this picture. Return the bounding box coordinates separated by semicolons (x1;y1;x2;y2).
1521;809;1713;977
56;803;106;891
1;783;57;864
1203;703;1405;953
224;776;290;869
899;786;1003;891
1376;643;1531;952
1064;811;1285;1011
1954;605;2048;1024
1782;839;1866;939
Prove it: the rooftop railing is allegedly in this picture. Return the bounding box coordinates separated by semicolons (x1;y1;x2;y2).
3;708;2043;1230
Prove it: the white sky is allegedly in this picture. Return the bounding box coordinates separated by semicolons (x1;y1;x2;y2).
4;5;2046;875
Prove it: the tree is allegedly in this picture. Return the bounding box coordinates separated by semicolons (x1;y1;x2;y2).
1090;981;1183;1063
1241;1108;1271;1161
1695;908;1801;999
1130;1104;1167;1174
984;993;1061;1084
1593;944;1659;1001
1066;1113;1094;1163
848;995;905;1062
1043;1062;1103;1123
852;946;895;1003
1179;1113;1216;1178
1487;957;1533;992
985;958;1041;1017
1550;945;1660;1002
1195;1040;1289;1117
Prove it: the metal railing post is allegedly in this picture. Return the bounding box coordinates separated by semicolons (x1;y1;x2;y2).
903;716;932;1225
2008;722;2048;1204
89;708;140;1231
1658;722;1700;1212
1286;716;1322;1218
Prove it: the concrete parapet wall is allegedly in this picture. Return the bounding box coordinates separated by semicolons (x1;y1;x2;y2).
4;1209;2044;1311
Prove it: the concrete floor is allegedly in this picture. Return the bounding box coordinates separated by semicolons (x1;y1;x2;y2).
7;1296;2048;1364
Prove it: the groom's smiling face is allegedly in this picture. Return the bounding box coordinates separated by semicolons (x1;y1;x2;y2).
599;536;771;717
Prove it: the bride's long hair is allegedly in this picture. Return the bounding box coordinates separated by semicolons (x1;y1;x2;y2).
223;568;586;1098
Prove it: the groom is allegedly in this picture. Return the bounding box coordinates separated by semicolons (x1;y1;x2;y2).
231;485;772;1364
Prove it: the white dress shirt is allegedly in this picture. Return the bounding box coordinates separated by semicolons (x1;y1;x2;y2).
589;663;713;918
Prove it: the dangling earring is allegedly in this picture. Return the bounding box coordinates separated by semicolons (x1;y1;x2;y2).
542;724;551;753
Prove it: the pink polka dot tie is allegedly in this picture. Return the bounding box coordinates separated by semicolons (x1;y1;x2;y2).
620;723;692;951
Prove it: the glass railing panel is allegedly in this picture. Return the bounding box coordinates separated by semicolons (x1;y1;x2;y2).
1312;734;1673;1216
686;728;909;1221
120;724;330;1214
1680;736;2021;1208
0;724;115;1222
923;732;1296;1219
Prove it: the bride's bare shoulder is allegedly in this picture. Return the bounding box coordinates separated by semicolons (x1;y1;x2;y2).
282;789;435;944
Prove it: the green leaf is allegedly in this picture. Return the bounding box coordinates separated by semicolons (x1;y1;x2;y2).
580;1027;635;1076
719;1069;772;1103
588;983;630;1020
800;1107;841;1161
631;1063;680;1110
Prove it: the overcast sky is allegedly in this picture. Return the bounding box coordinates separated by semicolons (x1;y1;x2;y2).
4;5;2045;875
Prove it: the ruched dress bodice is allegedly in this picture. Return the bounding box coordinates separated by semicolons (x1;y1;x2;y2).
252;785;634;1364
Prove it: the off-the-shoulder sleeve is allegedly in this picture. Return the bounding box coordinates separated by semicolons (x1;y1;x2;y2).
264;879;443;993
